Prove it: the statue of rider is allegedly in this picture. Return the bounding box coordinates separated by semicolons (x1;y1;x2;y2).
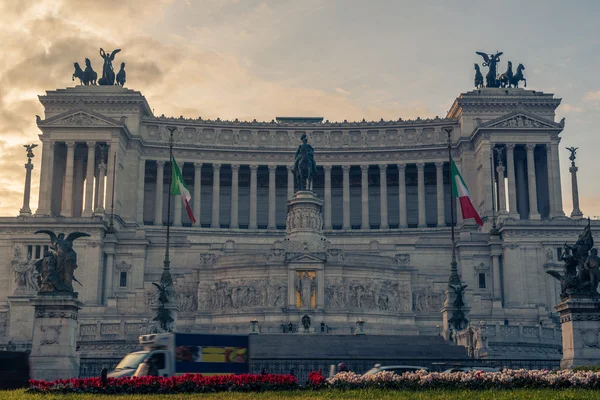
293;133;317;191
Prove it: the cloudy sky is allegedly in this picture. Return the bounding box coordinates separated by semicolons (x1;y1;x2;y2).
1;0;599;217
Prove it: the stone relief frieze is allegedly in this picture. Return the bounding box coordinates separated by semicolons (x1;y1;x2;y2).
326;249;344;262
412;288;445;313
325;279;411;312
198;253;217;266
47;112;112;126
198;279;287;311
0;312;7;338
487;115;552;129
175;282;198;312
286;208;323;231
40;325;62;345
395;254;411;265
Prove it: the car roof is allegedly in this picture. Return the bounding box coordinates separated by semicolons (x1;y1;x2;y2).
378;365;429;369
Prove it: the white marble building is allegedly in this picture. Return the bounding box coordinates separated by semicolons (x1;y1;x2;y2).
0;84;596;360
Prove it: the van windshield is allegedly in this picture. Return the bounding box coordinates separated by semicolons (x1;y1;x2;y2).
114;352;149;370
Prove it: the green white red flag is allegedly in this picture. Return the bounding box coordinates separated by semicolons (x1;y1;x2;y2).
451;158;483;226
171;156;196;224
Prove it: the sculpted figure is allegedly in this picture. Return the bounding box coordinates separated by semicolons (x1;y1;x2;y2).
293;134;317;191
498;61;513;88
474;64;484;89
475;51;503;88
72;62;84;85
98;48;121;85
584;248;600;293
116;62;126;86
34;230;90;294
296;273;314;307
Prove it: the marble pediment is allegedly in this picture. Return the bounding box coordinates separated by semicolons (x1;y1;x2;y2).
477;111;562;130
38;109;122;128
285;252;326;264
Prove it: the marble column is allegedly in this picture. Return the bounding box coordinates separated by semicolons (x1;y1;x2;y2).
398;164;407;228
491;254;502;301
193;163;202;226
525;144;541;220
154;161;164;225
324;165;332;229
342;165;351;229
516;154;528;219
360;165;369;230
174;162;183;227
435;162;445;227
249;165;258;229
230;164;239;229
104;251;115;300
482;142;493;218
545;144;556;217
19;156;34;216
455;160;463;225
95;160;106;213
378;164;389;229
105;144;117;215
496;162;507;214
570;159;583;219
61;141;76;217
73;155;85;217
551;141;565;216
287;165;294;199
506;144;519;218
136;158;145;224
268;165;277;229
211;163;221;228
416;163;426;228
82;142;96;217
35;140;52;216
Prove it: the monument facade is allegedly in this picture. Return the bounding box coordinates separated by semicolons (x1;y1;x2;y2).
0;59;597;362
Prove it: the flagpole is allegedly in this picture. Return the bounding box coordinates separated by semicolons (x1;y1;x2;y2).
444;127;460;286
161;127;176;287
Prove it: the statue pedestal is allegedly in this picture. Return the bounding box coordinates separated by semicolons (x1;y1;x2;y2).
555;296;600;368
7;295;36;345
29;294;83;380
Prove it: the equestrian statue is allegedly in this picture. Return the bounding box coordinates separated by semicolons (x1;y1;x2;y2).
474;64;484;89
498;61;513;88
293;133;317;191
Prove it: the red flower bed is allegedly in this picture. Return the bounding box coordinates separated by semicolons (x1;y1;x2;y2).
29;373;299;394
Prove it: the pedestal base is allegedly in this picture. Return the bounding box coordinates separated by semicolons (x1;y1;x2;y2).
29;294;83;380
555;296;600;369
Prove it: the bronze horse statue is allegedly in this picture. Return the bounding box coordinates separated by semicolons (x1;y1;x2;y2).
499;61;513;88
474;64;484;89
509;63;526;88
116;62;126;87
72;62;84;85
83;58;97;85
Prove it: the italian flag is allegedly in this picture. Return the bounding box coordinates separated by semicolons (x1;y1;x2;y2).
451;158;483;226
171;156;196;223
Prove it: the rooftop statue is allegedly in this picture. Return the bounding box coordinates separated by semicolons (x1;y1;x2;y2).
476;51;503;88
547;218;599;298
98;48;121;86
293;133;317;191
34;230;90;295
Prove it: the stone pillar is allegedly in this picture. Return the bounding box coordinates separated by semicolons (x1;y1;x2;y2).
19;157;34;216
570;160;583;219
398;164;407;228
545;144;556;217
482;142;494;218
324;165;332;229
379;164;389;229
342;165;351;229
506;144;519;218
73;155;85;217
104;235;117;300
249;165;258;229
490;237;503;307
360;165;369;230
136;158;145;224
105;144;117;215
154;161;164;225
496;162;507;214
417;163;426;228
435;162;445;227
61;141;76;217
454;159;463;225
525;144;541;220
211;163;221;228
551;141;565;216
555;297;600;368
82;141;96;217
29;295;83;380
193;162;202;227
95;159;106;214
287;165;294;199
516;152;528;219
174;162;183;227
230;164;239;228
491;254;502;300
35;140;52;216
268;165;277;229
